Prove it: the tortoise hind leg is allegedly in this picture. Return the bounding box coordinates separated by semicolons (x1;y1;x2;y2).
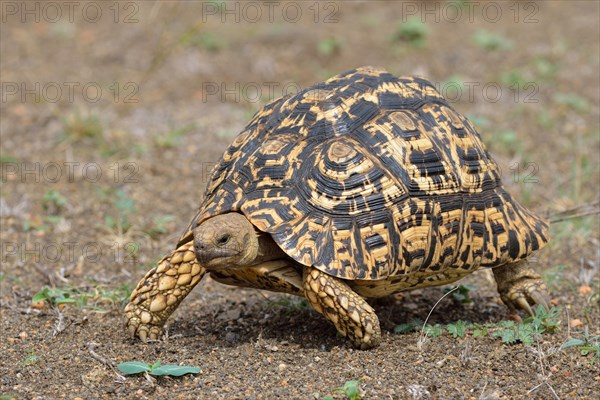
492;259;551;316
124;242;206;341
303;267;381;349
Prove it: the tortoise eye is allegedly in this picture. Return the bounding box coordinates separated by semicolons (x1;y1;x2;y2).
217;234;230;245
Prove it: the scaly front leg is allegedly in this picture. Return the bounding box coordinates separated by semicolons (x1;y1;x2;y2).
124;241;206;341
303;267;381;349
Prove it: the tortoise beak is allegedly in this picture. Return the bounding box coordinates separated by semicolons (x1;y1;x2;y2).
194;240;239;267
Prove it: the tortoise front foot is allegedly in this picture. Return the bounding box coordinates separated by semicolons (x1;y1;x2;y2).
124;242;206;341
492;259;551;316
303;267;381;349
124;304;164;341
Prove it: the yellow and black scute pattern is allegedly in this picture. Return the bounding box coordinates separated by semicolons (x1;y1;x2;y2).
182;67;548;281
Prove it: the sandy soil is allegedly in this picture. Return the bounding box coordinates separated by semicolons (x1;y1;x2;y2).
1;1;598;399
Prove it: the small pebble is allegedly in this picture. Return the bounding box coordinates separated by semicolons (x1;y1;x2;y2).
579;285;592;295
570;319;583;328
19;331;28;339
31;301;47;310
225;332;239;343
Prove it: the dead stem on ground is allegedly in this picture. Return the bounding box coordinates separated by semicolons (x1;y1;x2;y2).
527;337;560;399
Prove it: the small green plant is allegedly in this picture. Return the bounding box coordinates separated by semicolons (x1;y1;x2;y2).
318;38;342;56
154;124;196;149
50;21;75;39
22;213;65;233
32;286;84;307
446;320;468;338
492;306;560;345
441;75;465;100
104;189;136;232
393;319;422;334
32;284;132;310
472;30;513;51
0;154;19;164
42;190;68;215
324;379;362;400
445;284;474;304
394;306;561;344
466;114;491;130
423;323;444;338
179;28;223;52
145;214;176;239
393;17;428;48
0;394;17;400
264;296;308;316
491;129;524;155
553;93;591;113
499;70;527;87
561;326;599;364
117;361;200;377
533;57;559;80
60;111;103;142
472;326;489;338
526;304;560;333
491;320;537;345
394;320;444;337
536;109;554;129
93;283;133;306
22;352;40;366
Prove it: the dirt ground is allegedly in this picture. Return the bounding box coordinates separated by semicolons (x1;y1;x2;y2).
1;1;599;399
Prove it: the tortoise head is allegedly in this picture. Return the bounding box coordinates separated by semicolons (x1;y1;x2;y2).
192;213;259;269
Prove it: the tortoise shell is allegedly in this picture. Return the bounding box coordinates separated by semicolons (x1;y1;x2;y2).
179;66;548;281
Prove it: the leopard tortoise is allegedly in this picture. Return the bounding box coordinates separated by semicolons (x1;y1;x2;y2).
125;67;550;349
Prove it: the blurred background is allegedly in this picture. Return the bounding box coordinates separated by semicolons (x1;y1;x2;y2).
1;1;598;398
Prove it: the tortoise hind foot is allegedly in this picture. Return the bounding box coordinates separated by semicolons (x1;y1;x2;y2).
303;267;381;349
492;259;551;316
124;242;206;341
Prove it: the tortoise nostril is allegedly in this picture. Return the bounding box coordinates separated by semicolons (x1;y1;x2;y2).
195;242;206;253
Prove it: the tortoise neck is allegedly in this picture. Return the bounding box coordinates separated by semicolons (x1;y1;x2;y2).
251;232;287;265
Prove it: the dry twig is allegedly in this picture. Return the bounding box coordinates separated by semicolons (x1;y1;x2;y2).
549;200;600;223
52;307;70;336
87;341;116;367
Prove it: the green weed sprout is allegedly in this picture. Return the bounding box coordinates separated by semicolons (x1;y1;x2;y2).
117;361;200;377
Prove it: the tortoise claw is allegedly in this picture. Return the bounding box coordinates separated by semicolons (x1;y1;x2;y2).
516;297;534;316
500;280;551;315
148;327;161;341
493;260;552;316
138;328;148;342
125;319;163;343
124;303;164;343
127;321;139;339
530;290;551;312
